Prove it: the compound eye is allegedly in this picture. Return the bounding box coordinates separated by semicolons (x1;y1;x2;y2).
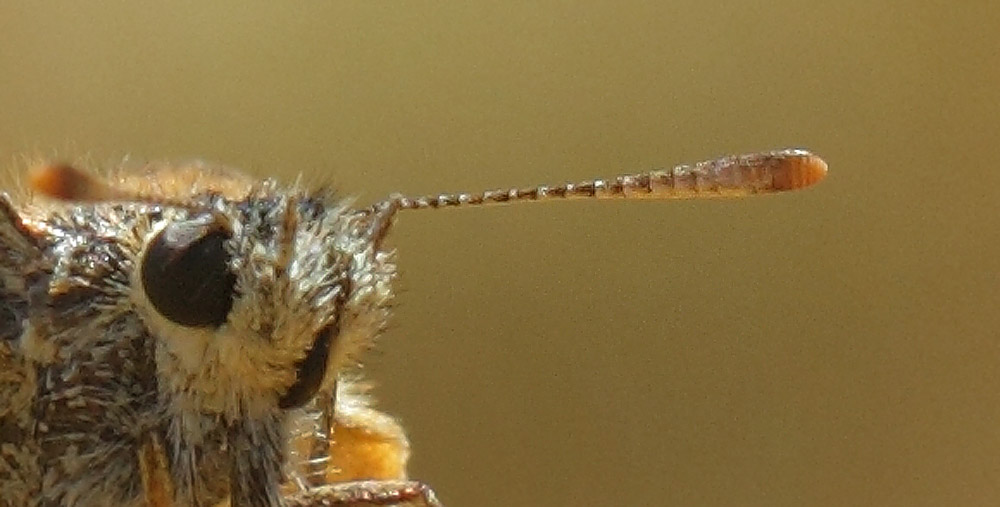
141;215;236;327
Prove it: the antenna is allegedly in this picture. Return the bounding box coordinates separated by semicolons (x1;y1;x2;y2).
366;148;827;244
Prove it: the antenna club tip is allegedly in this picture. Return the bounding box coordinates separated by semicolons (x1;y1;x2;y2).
28;163;106;201
769;149;828;191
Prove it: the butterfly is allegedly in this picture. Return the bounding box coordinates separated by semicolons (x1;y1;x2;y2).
0;149;826;506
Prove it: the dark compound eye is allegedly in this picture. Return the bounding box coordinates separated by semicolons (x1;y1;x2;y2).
278;323;334;409
141;215;236;328
278;278;347;410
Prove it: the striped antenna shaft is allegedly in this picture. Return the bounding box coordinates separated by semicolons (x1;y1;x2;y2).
394;148;826;210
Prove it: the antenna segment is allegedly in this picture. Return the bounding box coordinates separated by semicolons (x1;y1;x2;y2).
394;148;826;210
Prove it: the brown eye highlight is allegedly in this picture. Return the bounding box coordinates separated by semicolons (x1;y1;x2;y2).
141;215;235;328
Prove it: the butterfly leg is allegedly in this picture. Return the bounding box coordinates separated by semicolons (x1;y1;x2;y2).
284;480;441;507
284;382;443;506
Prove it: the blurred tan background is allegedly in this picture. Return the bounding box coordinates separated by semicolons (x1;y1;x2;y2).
2;2;999;506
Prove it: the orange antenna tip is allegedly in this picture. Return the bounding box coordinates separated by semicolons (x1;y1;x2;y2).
767;149;827;191
28;163;115;202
